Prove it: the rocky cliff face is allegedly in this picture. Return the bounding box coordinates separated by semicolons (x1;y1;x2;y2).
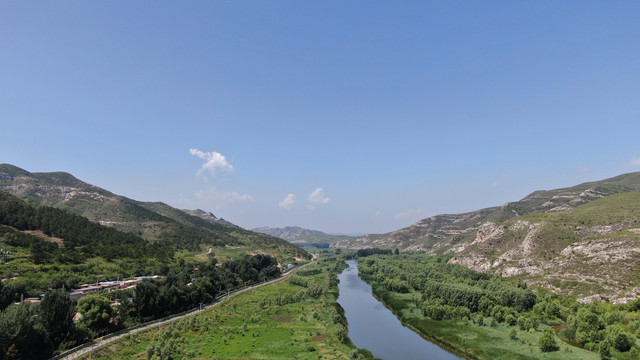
448;205;640;305
336;172;640;303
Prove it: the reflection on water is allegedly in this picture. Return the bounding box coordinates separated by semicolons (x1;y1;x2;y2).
337;260;462;360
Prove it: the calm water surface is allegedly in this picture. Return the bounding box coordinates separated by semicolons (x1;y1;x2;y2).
337;260;462;360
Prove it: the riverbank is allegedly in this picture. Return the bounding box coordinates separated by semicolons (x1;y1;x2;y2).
359;274;600;360
366;287;472;360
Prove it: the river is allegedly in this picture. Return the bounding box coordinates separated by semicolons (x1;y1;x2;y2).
337;260;462;360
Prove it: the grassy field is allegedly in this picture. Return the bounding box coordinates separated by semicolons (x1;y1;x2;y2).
83;262;372;360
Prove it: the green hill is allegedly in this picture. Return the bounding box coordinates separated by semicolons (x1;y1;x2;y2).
0;164;308;262
0;190;306;359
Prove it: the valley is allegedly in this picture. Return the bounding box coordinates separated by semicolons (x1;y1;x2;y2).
2;164;640;359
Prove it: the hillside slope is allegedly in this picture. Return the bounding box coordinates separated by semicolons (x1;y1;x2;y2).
181;208;237;227
0;164;308;261
450;192;640;303
337;172;640;303
338;172;640;252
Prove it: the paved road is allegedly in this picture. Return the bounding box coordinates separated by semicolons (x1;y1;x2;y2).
58;262;312;360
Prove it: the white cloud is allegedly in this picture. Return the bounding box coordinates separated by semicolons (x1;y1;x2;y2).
195;187;254;208
371;211;382;219
308;187;330;204
189;148;234;176
279;194;296;210
630;156;640;167
395;208;424;220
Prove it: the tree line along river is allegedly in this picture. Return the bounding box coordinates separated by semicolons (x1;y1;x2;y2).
337;260;462;360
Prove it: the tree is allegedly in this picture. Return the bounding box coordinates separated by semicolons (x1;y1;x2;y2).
538;328;559;352
599;340;611;360
0;303;48;359
134;280;160;320
77;293;115;336
29;238;57;264
609;328;632;352
0;281;11;310
545;300;561;319
39;290;76;349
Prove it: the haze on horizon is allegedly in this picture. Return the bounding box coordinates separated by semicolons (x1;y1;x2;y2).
1;1;639;235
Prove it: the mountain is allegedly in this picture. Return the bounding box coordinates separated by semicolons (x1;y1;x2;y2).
0;164;308;261
252;226;355;247
252;226;326;239
337;172;640;303
0;190;172;263
181;208;237;227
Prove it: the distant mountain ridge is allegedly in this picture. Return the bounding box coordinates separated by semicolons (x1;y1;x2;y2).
252;226;355;246
338;172;640;251
253;226;326;238
0;164;308;261
336;172;640;303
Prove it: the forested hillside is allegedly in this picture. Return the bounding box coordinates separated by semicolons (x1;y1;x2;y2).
0;164;309;262
0;191;172;263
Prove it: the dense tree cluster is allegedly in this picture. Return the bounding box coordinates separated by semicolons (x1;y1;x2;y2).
0;191;173;263
295;242;330;248
359;254;536;314
358;253;640;357
353;248;393;258
0;253;284;359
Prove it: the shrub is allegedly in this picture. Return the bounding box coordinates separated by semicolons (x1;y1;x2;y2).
611;330;632;352
539;329;559;352
599;340;611;360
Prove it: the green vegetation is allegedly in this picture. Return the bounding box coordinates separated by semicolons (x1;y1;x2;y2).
0;191;173;262
0;164;309;262
0;192;298;358
0;251;287;358
0;191;174;300
0;170;313;359
330;174;640;305
84;258;373;360
355;252;640;359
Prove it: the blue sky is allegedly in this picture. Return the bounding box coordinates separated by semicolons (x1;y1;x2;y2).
1;1;639;234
